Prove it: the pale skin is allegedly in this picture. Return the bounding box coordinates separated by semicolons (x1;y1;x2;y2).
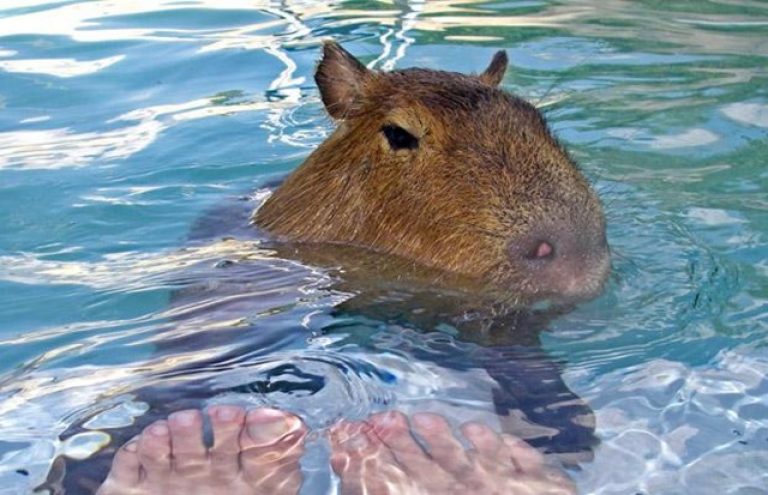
97;406;307;495
97;407;576;495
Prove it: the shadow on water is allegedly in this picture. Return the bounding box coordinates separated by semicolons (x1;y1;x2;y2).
51;193;598;494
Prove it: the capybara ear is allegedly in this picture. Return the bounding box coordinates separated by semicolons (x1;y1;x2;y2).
478;50;508;87
315;40;370;119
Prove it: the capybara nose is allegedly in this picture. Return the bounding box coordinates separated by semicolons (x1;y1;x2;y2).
508;226;610;301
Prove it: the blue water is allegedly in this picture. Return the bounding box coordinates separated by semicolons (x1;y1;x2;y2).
0;1;767;494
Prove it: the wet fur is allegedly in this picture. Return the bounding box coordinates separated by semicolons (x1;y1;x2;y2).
256;42;607;303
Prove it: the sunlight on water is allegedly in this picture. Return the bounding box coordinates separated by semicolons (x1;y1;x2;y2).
0;0;766;494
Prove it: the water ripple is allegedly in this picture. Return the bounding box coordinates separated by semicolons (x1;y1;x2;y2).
0;1;767;494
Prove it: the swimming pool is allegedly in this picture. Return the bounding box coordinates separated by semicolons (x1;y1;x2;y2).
0;1;766;493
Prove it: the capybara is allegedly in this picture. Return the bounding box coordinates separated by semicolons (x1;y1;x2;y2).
255;41;610;305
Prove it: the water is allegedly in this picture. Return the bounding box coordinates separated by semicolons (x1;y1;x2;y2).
0;1;767;493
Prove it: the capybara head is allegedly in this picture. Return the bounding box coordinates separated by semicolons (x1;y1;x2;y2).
255;41;610;305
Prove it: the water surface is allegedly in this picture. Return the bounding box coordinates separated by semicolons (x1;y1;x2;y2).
0;1;767;494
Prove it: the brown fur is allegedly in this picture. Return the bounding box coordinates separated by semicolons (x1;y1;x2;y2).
255;41;609;304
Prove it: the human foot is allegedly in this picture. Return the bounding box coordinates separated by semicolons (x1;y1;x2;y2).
329;411;575;495
97;406;307;495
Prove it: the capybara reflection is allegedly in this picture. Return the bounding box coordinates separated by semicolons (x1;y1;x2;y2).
255;41;610;304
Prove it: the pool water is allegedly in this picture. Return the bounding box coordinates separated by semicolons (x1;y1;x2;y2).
1;1;767;494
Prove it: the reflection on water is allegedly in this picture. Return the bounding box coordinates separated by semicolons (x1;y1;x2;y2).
0;0;767;493
0;55;124;78
0;97;301;170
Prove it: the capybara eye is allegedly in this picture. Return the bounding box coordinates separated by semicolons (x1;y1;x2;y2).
381;125;419;150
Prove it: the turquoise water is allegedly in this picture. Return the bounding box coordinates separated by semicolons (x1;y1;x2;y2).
1;1;767;493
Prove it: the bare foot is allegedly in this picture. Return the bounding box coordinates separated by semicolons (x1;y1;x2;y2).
329;411;576;495
97;406;307;495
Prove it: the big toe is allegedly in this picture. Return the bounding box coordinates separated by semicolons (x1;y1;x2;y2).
241;408;306;451
366;411;433;474
329;419;407;495
501;433;546;474
240;408;307;491
461;421;503;458
329;420;381;474
411;413;471;474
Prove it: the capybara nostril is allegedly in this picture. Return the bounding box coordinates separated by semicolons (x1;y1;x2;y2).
510;233;558;264
529;241;554;261
507;219;610;301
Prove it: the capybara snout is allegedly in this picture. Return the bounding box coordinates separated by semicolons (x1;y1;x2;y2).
255;41;610;304
506;208;609;301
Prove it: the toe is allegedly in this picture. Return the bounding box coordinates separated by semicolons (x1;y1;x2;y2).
367;411;436;475
501;434;545;473
240;408;307;492
208;405;246;479
499;437;576;494
167;409;207;473
137;420;172;478
411;413;471;474
329;421;381;495
460;422;502;458
329;420;380;466
329;421;372;474
240;408;306;451
367;411;424;461
97;440;141;494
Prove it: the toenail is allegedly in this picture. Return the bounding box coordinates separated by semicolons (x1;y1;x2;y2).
413;414;439;429
213;406;239;422
330;425;352;444
378;411;400;425
124;441;138;452
171;410;198;427
464;423;487;436
256;408;287;420
150;423;169;436
348;431;370;449
247;410;295;445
